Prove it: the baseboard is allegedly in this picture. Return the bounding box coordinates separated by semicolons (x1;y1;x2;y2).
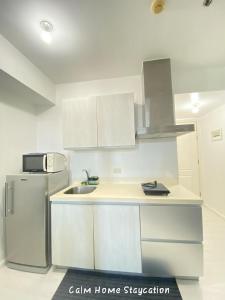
204;203;225;220
0;259;5;268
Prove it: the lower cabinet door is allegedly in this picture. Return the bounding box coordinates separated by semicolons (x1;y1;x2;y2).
142;241;203;277
51;203;94;269
94;205;142;273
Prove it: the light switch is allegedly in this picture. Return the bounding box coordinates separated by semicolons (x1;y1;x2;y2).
211;128;222;141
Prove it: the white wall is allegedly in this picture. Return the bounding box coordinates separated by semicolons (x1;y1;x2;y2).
0;95;37;263
198;104;225;218
0;34;55;104
172;64;225;95
37;76;178;181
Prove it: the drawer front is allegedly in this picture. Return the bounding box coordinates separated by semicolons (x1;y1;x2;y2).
140;205;202;242
142;241;203;277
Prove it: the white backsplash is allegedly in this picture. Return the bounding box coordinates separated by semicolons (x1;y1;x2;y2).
68;139;178;182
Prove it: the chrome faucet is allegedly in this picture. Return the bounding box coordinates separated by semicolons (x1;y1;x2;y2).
82;169;90;183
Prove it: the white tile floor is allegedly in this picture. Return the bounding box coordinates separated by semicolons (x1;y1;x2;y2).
0;206;224;300
177;206;225;300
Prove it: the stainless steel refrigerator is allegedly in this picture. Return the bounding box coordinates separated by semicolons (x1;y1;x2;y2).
4;170;69;273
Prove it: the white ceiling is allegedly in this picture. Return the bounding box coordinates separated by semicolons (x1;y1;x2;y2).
175;90;225;119
0;0;225;83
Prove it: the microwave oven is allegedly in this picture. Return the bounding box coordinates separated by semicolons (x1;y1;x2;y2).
23;153;66;173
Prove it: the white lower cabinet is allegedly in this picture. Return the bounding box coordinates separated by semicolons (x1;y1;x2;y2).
51;202;202;278
51;203;142;273
94;205;142;273
51;204;94;269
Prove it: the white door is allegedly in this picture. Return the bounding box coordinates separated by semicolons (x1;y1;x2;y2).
62;97;98;149
176;120;200;196
94;205;142;273
97;93;135;147
51;204;94;269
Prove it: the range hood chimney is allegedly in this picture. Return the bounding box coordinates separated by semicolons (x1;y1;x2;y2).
136;59;194;139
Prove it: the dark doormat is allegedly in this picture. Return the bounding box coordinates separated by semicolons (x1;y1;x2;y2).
52;269;183;300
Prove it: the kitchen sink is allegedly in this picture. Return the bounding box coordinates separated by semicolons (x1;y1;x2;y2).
64;186;96;194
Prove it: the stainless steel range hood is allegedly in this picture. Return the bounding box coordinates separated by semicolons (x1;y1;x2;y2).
136;59;194;139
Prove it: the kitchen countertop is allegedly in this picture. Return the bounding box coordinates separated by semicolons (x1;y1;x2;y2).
50;181;202;205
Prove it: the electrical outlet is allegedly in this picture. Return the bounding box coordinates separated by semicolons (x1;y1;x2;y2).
113;167;122;174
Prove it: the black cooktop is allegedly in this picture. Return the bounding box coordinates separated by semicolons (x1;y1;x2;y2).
141;180;170;196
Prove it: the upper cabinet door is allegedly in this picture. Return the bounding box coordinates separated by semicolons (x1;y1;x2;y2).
62;97;98;149
97;93;135;147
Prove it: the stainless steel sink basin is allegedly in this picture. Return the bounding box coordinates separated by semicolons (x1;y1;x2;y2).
64;186;96;194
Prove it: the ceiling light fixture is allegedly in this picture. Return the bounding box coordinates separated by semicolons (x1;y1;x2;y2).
203;0;213;7
151;0;166;14
40;20;53;44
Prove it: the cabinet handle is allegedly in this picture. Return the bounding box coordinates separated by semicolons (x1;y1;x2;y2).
43;154;47;172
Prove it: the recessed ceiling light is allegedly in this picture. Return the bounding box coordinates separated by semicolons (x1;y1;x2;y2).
191;93;199;104
192;106;200;114
40;20;53;44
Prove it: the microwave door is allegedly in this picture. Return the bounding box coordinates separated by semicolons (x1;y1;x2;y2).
23;154;45;172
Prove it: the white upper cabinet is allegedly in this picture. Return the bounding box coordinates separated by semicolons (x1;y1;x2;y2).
63;97;98;149
97;93;135;147
62;93;135;149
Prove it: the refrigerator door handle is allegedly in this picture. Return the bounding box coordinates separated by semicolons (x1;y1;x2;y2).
5;182;8;217
5;182;14;216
